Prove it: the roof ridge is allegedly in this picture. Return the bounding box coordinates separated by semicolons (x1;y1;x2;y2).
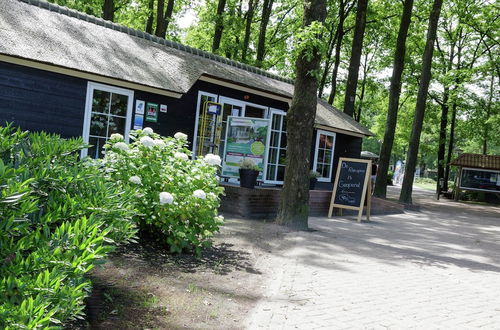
17;0;295;85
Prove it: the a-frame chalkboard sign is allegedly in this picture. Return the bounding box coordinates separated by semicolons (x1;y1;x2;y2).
328;157;372;222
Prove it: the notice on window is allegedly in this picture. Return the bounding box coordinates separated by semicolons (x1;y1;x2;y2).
221;116;270;180
145;103;159;122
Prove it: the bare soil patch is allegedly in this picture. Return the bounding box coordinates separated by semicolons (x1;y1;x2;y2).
69;217;292;329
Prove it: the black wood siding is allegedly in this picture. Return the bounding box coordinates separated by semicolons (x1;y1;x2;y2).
0;61;87;138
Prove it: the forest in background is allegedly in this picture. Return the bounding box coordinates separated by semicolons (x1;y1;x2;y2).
47;0;499;176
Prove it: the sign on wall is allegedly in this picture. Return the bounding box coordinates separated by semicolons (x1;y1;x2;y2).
328;157;372;222
221;116;270;180
145;102;159;122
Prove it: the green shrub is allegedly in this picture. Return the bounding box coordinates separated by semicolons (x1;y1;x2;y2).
100;129;224;255
0;125;137;328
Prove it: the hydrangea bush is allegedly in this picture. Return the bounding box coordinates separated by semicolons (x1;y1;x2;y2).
101;129;224;254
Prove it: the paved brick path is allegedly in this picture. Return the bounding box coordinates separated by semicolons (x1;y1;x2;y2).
244;187;500;329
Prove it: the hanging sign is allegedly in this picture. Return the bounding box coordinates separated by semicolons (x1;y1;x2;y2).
135;100;145;115
145;102;159;122
160;104;168;113
221;116;270;180
328;157;372;222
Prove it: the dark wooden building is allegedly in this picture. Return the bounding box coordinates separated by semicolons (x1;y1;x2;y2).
0;0;372;189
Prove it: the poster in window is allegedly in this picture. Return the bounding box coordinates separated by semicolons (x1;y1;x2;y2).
135;100;145;115
221;116;270;181
145;103;159;122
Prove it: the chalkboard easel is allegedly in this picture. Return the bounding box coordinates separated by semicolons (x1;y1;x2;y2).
328;157;372;222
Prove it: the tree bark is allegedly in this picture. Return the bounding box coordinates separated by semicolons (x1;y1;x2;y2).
155;0;165;37
163;0;176;36
255;0;274;67
342;0;368;117
483;75;494;154
399;0;443;204
145;0;154;34
242;0;258;62
102;0;114;21
212;0;227;53
373;0;414;198
276;0;327;230
327;1;351;105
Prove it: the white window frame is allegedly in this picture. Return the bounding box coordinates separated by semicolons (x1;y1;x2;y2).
264;108;286;184
192;91;219;159
313;129;336;182
81;82;134;158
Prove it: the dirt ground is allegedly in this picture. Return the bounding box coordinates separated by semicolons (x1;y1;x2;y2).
73;217;293;330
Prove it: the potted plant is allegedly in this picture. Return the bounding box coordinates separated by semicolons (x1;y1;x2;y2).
309;170;320;190
239;158;260;189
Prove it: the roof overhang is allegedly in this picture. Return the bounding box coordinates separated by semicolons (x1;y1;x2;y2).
314;124;370;138
199;75;292;104
0;54;183;98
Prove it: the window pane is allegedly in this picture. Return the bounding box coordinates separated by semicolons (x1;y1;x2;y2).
245;105;264;118
88;137;106;159
325;150;332;163
107;116;126;136
316;164;324;177
280;133;287;148
269;147;278;164
272;114;280;130
277;166;285;181
267;164;276;180
271;131;279;147
110;93;128;117
319;134;326;148
90;114;108;136
317;149;325;163
92;90;111;114
281;117;287;131
326;135;334;148
322;164;331;178
278;149;287;165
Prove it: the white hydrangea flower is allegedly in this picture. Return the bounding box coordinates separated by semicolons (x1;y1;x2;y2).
215;215;224;223
174;152;189;160
110;133;124;141
159;192;174;205
174;132;188;140
113;142;129;151
192;189;206;199
140;136;155;148
204;153;222;166
129;176;142;184
208;192;217;199
142;127;154;135
154;139;166;148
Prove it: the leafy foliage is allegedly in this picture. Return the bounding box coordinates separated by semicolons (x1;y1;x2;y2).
99;129;224;255
0;125;137;328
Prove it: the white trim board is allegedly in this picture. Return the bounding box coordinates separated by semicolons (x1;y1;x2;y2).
313;129;336;183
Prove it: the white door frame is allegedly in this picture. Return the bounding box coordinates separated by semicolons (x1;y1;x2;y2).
264;108;286;184
192;90;219;159
81;82;134;158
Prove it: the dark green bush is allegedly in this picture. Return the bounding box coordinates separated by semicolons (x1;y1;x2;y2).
0;125;137;328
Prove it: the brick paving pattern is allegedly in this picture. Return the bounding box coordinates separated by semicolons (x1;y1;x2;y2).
244;187;500;329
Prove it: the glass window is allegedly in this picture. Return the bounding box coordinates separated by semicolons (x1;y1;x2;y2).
313;130;336;182
264;109;286;183
83;83;133;158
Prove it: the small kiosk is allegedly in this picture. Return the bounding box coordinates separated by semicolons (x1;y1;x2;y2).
450;153;500;201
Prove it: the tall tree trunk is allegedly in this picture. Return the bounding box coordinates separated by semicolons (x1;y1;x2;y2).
483;75;494;155
373;0;414;198
342;0;368;117
436;44;454;195
163;0;176;36
327;1;350;105
355;52;369;121
399;0;443;204
318;22;339;97
255;0;274;67
276;0;327;230
145;0;154;34
242;0;257;62
212;0;227;53
155;0;165;37
102;0;114;21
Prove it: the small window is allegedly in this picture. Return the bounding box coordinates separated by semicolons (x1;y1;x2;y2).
82;82;134;158
313;130;336;182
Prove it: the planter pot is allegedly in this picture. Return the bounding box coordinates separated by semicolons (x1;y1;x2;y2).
239;169;259;189
309;178;318;190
